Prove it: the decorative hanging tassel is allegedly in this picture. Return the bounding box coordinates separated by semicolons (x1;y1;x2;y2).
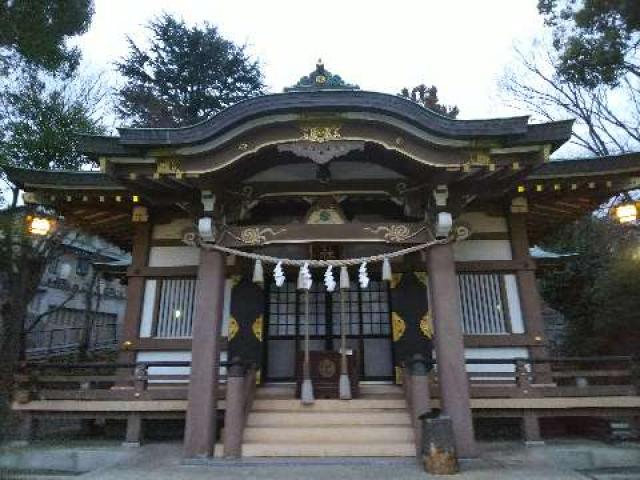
382;257;392;282
324;265;336;292
358;262;370;289
274;261;285;287
340;266;350;290
297;262;312;290
252;259;264;284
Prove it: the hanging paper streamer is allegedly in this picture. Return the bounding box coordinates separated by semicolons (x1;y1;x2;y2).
340;266;350;290
382;257;392;282
298;262;312;290
252;259;264;284
274;261;285;287
324;265;336;292
358;262;370;289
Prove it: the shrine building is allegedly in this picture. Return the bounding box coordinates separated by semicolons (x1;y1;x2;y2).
7;62;640;460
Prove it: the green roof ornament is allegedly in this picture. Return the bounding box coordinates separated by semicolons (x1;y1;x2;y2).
285;59;359;92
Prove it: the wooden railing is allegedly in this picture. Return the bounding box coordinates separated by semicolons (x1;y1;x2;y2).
13;361;224;403
13;356;639;405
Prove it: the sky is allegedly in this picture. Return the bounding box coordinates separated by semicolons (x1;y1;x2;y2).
71;0;545;121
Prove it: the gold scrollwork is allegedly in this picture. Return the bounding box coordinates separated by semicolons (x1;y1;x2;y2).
420;311;434;339
301;125;341;143
364;224;425;243
156;158;182;175
238;227;286;245
252;315;263;342
391;312;406;342
228;317;239;341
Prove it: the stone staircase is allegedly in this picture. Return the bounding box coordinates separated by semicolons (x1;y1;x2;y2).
239;384;416;457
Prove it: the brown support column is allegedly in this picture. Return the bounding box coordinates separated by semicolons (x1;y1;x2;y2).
509;212;552;384
123;413;143;447
521;410;543;444
427;243;477;458
408;358;432;456
223;362;246;458
184;249;226;459
119;222;151;363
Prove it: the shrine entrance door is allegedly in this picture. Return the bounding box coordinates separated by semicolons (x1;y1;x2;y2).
263;279;394;383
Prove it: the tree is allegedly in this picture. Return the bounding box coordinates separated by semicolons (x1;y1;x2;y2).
399;84;459;119
538;0;640;88
538;215;640;355
0;70;107;206
0;0;94;75
500;44;640;156
115;14;265;128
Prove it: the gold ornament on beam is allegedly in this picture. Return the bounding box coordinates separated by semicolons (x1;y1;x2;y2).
156;158;183;175
391;312;406;342
301;125;341;143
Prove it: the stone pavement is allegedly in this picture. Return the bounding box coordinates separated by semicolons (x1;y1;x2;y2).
1;440;639;479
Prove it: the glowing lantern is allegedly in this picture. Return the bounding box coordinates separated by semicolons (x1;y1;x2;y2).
614;203;638;224
29;217;52;236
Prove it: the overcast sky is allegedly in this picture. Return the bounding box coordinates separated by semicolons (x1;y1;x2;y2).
71;0;545;120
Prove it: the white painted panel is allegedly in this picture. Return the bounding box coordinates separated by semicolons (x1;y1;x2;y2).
152;218;193;240
139;279;157;338
453;240;512;261
456;212;508;233
221;279;232;337
504;274;525;334
148;246;200;267
464;347;528;378
137;350;228;383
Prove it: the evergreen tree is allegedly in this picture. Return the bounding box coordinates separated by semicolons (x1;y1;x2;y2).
539;0;640;88
400;84;459;118
115;14;265;128
0;0;94;75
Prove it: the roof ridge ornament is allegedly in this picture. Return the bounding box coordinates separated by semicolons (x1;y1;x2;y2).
284;59;359;92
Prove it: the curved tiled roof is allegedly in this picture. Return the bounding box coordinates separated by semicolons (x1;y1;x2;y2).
107;90;569;147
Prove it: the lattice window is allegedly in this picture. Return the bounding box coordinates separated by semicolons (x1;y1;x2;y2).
457;273;511;334
154;278;197;338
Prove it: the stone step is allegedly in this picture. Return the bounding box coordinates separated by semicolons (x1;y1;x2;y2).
251;398;407;411
241;442;416;457
244;425;415;443
246;411;411;427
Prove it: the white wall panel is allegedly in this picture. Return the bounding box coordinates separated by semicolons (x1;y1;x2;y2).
148;246;200;267
456;212;508;233
504;274;525;334
453;240;512;261
139;279;157;338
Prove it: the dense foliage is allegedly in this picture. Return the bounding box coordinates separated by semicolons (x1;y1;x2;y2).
0;0;94;75
400;84;459;118
539;215;640;355
539;0;639;88
115;14;265;128
0;72;105;174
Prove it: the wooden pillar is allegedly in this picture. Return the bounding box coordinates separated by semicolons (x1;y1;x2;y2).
408;358;432;456
427;243;477;458
119;223;151;364
223;363;246;458
11;413;36;446
183;249;226;459
509;212;552;384
521;410;543;444
123;413;143;447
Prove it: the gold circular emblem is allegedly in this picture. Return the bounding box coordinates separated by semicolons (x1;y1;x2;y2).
318;358;337;378
315;74;327;84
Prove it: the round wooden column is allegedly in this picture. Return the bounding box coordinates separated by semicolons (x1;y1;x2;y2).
223;362;246;458
184;249;226;459
427;243;477;458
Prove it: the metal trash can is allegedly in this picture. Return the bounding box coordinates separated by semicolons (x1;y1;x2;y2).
419;413;459;475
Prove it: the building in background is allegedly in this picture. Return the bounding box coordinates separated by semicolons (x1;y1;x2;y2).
25;233;129;358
